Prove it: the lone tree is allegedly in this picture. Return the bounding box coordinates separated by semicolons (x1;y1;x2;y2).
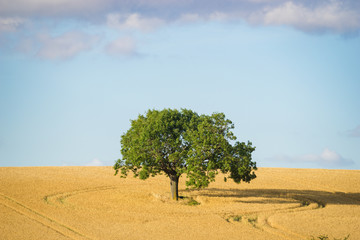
114;109;257;200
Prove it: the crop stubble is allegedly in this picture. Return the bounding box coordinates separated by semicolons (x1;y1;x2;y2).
0;167;359;240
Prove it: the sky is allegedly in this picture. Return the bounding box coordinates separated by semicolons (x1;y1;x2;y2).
0;0;359;169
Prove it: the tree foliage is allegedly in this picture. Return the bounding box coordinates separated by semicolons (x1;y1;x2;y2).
114;109;257;199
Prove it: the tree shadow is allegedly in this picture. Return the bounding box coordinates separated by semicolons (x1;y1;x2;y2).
185;188;360;206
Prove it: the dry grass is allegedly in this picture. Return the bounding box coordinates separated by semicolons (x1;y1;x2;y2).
0;167;359;240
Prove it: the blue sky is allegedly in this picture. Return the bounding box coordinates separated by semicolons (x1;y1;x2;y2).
1;0;359;169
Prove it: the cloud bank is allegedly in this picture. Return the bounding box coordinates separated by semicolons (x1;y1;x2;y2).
274;148;354;167
1;0;359;34
1;0;359;59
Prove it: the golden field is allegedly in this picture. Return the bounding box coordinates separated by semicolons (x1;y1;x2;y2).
0;167;359;240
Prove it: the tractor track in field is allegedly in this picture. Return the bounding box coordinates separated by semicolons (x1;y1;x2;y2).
43;185;119;206
45;184;320;240
260;197;324;240
53;185;327;240
0;193;92;240
43;182;360;240
230;177;360;240
225;195;325;240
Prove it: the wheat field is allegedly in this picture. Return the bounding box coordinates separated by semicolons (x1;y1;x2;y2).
0;167;359;240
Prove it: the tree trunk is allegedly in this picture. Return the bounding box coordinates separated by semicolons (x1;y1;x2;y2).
170;175;179;201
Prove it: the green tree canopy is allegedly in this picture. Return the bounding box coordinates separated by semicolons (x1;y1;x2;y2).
114;109;257;200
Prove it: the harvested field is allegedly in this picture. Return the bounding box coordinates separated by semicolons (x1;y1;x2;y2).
0;167;359;240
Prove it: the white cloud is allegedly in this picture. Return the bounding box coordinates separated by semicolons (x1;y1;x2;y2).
209;12;231;21
177;13;203;23
36;31;100;60
275;148;354;167
105;36;136;56
321;148;342;162
177;12;231;23
252;1;360;33
86;158;103;166
107;13;164;32
0;17;26;32
176;11;236;24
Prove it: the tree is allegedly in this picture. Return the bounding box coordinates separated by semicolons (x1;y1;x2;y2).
114;109;257;200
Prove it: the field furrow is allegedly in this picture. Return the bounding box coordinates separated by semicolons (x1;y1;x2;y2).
44;185;118;206
1;167;359;240
0;193;92;240
261;201;321;240
228;195;324;240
